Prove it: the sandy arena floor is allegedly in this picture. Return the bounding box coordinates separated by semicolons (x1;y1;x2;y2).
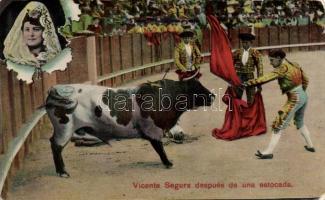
6;51;325;200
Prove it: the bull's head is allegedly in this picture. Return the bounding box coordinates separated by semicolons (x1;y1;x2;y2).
182;78;215;109
138;78;215;113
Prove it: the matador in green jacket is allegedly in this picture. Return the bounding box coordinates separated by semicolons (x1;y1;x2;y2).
243;49;315;159
233;33;263;104
169;26;202;142
174;26;202;81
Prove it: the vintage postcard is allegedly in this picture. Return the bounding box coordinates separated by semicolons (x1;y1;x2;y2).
0;0;324;200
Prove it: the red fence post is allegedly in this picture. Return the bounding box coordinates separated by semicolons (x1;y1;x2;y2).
0;68;12;154
258;27;269;54
309;24;321;51
33;78;44;141
21;80;33;158
298;25;309;51
7;71;18;139
142;35;152;76
97;37;104;79
121;34;133;82
130;34;142;79
18;81;26;124
289;26;299;52
321;28;325;50
130;34;135;79
111;35;122;86
268;26;280;46
69;37;89;83
86;36;98;85
101;36;113;86
279;26;290;52
161;33;170;72
169;34;175;70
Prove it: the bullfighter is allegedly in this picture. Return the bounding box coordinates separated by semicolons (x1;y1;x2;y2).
233;32;263;104
170;26;202;141
174;25;202;81
243;49;315;159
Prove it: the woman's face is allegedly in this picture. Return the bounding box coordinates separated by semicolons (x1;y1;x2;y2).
22;21;43;48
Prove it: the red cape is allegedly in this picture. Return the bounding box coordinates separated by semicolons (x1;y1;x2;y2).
207;15;241;86
212;87;267;141
207;14;267;140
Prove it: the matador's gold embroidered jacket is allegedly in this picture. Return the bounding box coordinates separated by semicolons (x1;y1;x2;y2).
174;41;202;72
245;60;309;94
233;48;263;77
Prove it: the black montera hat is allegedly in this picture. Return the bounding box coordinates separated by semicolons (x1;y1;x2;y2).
238;33;255;41
180;25;194;38
269;49;286;59
180;29;194;38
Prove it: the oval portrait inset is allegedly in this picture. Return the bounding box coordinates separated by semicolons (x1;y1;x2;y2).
0;0;80;83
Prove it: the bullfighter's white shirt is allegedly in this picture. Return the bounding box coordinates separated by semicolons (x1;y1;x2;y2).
242;48;250;66
185;44;193;70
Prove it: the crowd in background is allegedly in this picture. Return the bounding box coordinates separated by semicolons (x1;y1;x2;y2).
59;0;325;38
216;0;325;29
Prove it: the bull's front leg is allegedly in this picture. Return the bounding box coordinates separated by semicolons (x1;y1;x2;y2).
149;139;173;168
137;120;173;168
49;122;73;178
50;137;70;178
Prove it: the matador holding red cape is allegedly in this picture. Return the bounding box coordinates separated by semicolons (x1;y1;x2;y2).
204;9;315;159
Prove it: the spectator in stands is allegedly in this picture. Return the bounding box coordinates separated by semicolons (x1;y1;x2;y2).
107;3;128;36
177;0;189;19
64;0;325;37
167;2;178;20
89;0;104;18
88;17;103;34
194;5;207;27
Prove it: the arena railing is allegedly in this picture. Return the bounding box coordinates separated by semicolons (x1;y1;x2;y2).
1;24;325;199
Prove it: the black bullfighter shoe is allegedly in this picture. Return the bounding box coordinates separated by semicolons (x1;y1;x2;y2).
255;150;273;159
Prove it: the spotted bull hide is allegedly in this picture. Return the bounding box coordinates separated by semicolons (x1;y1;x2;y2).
46;79;215;177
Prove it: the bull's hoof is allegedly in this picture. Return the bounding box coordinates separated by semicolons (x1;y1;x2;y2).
57;171;70;178
164;161;173;169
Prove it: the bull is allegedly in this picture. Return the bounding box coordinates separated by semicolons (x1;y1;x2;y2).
45;78;215;177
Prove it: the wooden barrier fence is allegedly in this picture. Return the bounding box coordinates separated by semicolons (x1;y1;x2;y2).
1;24;325;199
